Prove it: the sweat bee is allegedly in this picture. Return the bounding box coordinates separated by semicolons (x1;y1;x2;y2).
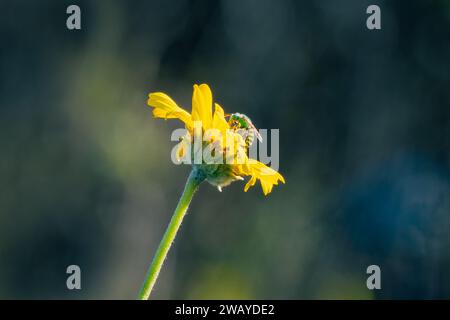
225;113;263;147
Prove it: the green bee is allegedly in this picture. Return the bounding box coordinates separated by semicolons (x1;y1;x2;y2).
226;113;263;146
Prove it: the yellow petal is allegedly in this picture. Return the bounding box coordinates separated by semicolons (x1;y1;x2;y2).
148;92;192;128
212;103;230;134
243;161;285;195
244;175;257;192
191;84;213;130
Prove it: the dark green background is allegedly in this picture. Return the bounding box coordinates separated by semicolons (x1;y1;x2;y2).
0;0;449;299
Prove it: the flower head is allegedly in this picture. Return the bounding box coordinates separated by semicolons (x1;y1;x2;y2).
147;84;285;195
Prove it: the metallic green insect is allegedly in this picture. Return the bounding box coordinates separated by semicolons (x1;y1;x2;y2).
226;112;263;146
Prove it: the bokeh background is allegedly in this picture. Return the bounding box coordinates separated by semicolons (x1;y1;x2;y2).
0;0;449;299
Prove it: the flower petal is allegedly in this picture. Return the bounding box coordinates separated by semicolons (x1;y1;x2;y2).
242;161;285;195
191;84;213;130
148;92;192;128
244;175;257;192
213;103;230;134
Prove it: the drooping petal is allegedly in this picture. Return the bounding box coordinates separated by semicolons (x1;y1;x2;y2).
242;160;285;195
191;84;213;130
244;175;257;192
148;92;192;129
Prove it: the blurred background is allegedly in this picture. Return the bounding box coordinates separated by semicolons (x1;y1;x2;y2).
0;0;449;299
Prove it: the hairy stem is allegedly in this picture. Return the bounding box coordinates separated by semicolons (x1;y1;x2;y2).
138;169;204;300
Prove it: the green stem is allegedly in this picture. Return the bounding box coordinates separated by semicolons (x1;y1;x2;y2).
138;169;204;300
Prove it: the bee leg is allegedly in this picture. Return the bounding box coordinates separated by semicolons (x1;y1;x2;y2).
217;186;223;192
235;176;244;181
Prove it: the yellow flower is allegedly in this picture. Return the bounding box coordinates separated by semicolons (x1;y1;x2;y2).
147;84;285;195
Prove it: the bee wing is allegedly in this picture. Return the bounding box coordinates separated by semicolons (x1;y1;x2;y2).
247;122;263;142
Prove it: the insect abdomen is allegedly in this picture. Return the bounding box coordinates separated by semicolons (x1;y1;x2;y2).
245;130;255;147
